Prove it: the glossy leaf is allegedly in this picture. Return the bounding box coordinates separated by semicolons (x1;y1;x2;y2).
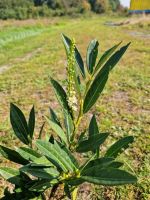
16;147;41;161
46;117;68;145
28;106;35;139
20;164;59;180
83;67;109;113
0;145;28;165
33;156;54;167
81;168;137;185
94;42;121;73
89;115;99;137
89;115;100;155
29;180;54;192
86;39;99;74
10;103;29;145
62;34;85;78
50;77;72;117
81;157;114;171
64;112;74;142
49;108;61;127
76;133;109;153
36;140;76;172
105;136;134;158
97;43;131;76
0;167;21;185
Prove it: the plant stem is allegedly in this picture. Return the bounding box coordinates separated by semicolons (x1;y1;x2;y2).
72;187;78;200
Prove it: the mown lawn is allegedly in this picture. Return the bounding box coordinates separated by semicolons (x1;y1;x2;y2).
0;15;149;199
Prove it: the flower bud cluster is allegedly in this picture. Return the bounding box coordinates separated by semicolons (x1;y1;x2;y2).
67;38;78;112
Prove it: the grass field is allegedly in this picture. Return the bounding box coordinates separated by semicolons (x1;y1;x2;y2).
0;15;150;199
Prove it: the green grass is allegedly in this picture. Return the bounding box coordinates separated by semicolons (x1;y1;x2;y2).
0;15;149;199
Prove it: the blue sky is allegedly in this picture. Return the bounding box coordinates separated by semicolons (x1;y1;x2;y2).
120;0;130;7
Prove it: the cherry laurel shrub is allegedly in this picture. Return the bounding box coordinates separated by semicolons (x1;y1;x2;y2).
0;35;137;200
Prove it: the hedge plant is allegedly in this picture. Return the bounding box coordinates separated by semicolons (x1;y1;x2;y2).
0;34;137;200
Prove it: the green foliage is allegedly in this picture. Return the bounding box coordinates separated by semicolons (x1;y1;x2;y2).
0;0;121;20
0;35;137;199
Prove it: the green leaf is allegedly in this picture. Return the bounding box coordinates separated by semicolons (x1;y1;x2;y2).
86;39;99;74
89;115;99;138
33;156;54;167
0;145;28;165
0;167;21;185
94;42;121;73
28;106;35;139
16;147;41;161
76;133;109;153
105;136;134;158
38;122;45;139
49;108;61;127
46;117;68;145
10;103;29;145
81;157;114;171
66;178;84;186
36;140;76;172
83;43;130;114
89;115;99;155
61;34;85;78
64;112;74;142
109;162;123;168
58;142;79;168
50;77;72;117
81;168;137;185
29;180;54;192
78;130;86;143
97;43;131;76
20;165;59;180
83;67;109;113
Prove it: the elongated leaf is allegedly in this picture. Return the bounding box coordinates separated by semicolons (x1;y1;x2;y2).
33;156;54;167
28;106;35;139
109;162;123;168
81;168;137;185
61;34;85;78
38;122;45;139
0;145;28;165
76;133;109;153
94;42;121;73
46;117;68;145
105;136;134;158
81;157;114;171
29;180;54;192
86;39;99;74
64;112;74;142
20;165;59;180
89;115;99;155
98;43;131;76
49;108;61;127
0;167;21;185
16;147;41;161
78;130;86;143
10;103;29;145
89;115;99;137
36;140;76;172
58;142;79;168
50;77;72;117
83;68;109;113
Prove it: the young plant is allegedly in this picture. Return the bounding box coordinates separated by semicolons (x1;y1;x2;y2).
0;34;137;199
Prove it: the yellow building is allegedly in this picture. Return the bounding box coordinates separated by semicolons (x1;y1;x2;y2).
130;0;150;13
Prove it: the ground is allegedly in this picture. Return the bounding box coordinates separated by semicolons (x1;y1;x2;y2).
0;15;150;199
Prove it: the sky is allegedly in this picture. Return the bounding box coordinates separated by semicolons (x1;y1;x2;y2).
120;0;130;7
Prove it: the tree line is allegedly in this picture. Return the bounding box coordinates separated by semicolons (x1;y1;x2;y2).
0;0;122;20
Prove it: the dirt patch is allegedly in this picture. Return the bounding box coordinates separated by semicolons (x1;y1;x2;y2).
105;15;150;27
